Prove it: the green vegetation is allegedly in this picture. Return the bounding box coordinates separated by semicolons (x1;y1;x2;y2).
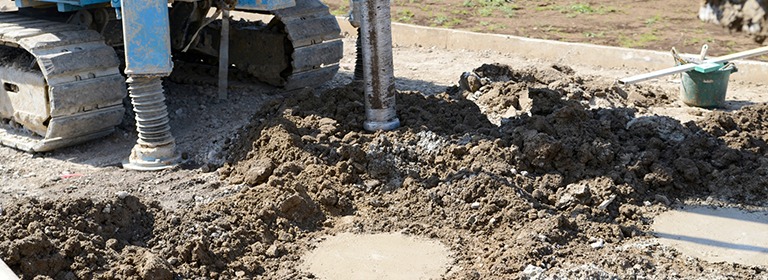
462;0;520;18
330;3;348;16
397;10;415;23
645;15;663;26
498;5;518;18
542;25;566;38
685;36;715;46
570;3;597;14
472;21;506;32
432;15;449;26
584;31;606;38
478;7;494;17
462;0;508;8
430;14;463;28
619;31;660;48
537;3;618;17
445;18;464;27
451;9;472;17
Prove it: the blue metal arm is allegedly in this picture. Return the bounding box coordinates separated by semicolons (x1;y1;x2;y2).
120;0;172;76
236;0;293;11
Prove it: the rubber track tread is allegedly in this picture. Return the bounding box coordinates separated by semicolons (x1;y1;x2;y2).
0;13;127;152
268;0;342;89
291;40;343;73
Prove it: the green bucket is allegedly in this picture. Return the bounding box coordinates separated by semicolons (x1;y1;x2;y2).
680;62;737;108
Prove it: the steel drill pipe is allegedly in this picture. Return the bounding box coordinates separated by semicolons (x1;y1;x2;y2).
359;0;400;131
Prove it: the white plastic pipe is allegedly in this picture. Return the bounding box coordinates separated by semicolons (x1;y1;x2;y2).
619;46;768;85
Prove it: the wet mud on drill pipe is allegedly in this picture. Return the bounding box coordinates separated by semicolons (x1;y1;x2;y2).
358;0;400;131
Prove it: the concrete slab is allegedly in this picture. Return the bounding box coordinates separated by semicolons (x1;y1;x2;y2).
652;206;768;267
0;258;19;280
301;232;451;280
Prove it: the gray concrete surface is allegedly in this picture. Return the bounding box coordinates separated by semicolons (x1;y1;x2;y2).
0;258;18;280
301;232;451;280
653;206;768;267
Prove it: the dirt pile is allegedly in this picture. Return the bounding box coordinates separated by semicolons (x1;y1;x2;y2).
2;63;767;279
217;63;766;277
0;196;169;279
700;0;768;43
457;63;676;123
700;104;768;153
460;64;767;203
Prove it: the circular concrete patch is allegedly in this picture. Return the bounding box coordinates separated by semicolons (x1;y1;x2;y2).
652;206;768;267
302;232;451;280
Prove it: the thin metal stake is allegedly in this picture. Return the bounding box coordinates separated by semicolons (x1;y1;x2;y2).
218;8;230;100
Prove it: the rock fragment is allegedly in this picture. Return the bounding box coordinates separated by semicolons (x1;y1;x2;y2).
459;72;482;92
521;265;545;279
266;243;284;258
590;238;605;249
597;195;617;210
654;194;671;206
557;184;592;209
138;251;173;280
116;191;130;199
244;158;275;186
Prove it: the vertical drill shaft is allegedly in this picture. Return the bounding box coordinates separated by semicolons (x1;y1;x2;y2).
359;0;400;131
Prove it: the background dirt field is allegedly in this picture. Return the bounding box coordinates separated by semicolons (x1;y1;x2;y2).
2;1;768;279
326;0;768;58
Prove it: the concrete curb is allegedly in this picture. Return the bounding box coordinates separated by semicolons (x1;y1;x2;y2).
337;17;768;85
0;258;19;280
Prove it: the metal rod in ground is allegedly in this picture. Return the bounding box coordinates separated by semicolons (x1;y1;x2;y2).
619;46;768;85
349;0;364;82
354;28;364;81
359;0;400;131
218;9;230;100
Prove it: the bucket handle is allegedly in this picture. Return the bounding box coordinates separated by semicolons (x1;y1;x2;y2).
720;62;738;73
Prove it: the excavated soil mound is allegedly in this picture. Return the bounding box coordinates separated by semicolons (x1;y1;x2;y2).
2;64;767;279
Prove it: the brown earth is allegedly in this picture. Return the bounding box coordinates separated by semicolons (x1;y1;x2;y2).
2;2;768;280
326;0;768;58
3;61;768;279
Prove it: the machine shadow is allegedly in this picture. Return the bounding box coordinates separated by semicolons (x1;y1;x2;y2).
652;205;768;259
653;232;768;253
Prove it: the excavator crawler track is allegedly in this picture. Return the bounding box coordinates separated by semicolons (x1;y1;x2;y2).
270;0;343;90
171;0;342;89
0;13;126;152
